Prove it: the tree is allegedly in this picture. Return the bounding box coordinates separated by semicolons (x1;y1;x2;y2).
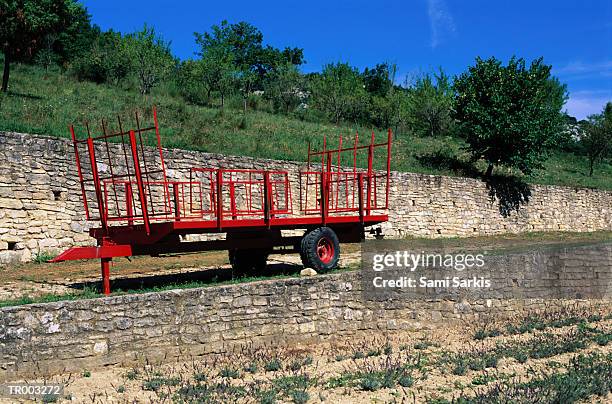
363;63;393;97
453;56;567;176
405;69;454;137
311;62;366;125
125;25;175;95
193;27;237;108
72;30;130;84
53;3;98;66
0;0;79;92
34;33;59;72
580;102;612;176
363;63;400;129
264;63;305;114
194;20;304;107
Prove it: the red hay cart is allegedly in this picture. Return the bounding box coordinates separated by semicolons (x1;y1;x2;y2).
52;107;392;294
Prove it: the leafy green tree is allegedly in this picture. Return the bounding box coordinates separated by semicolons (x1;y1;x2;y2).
264;63;305;114
72;30;130;84
34;34;59;72
363;63;393;97
0;0;80;92
311;62;366;125
193;28;236;108
125;25;175;95
363;63;414;133
453;56;567;176
53;3;98;66
580;102;612;176
194;20;304;104
177;59;208;105
405;69;454;137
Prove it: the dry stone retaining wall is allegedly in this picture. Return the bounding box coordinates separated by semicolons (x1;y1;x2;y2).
1;242;610;381
0;131;611;264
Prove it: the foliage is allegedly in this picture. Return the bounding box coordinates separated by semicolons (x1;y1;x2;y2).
193;20;304;105
580;102;612;176
124;24;175;95
34;251;56;264
264;62;306;114
453;56;568;176
0;0;81;91
405;69;455;137
52;3;98;66
310;62;367;124
363;63;394;97
34;34;59;72
71;30;130;84
178;46;235;107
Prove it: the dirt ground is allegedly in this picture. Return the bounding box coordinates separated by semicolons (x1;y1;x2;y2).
2;307;610;403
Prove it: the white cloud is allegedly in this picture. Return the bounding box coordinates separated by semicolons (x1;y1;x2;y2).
565;90;612;120
554;60;612;80
427;0;456;48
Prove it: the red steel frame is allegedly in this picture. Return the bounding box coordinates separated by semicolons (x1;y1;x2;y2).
53;107;392;294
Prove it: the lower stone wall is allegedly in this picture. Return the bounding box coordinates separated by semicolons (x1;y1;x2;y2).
1;242;610;381
0;131;611;264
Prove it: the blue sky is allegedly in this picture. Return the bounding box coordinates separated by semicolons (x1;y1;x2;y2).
83;0;611;119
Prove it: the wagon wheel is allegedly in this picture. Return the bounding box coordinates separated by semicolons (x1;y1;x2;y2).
300;227;340;272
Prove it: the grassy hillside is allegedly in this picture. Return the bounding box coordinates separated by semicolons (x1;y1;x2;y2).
1;62;611;190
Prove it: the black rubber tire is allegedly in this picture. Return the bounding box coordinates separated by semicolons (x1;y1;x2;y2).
300;227;340;272
228;249;268;277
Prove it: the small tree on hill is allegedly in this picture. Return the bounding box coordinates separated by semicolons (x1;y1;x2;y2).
264;63;305;114
406;69;454;137
72;30;130;85
453;56;567;176
0;0;80;92
580;102;612;176
125;25;175;95
311;62;366;125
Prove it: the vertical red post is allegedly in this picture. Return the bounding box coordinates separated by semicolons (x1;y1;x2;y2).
216;170;223;230
357;173;364;224
70;126;90;220
336;135;342;209
386;128;392;209
352;132;359;208
101;257;111;295
173;182;181;221
366;131;374;215
263;171;271;227
128;130;150;235
87;136;107;229
320;171;327;224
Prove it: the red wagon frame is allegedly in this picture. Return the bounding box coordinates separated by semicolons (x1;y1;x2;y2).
53;107;392;294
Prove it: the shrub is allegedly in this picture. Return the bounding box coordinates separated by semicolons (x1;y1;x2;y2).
264;358;282;372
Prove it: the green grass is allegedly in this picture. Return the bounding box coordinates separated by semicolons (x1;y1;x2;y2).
1;61;610;189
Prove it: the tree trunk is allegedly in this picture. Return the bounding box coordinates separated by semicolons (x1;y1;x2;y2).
485;163;494;177
589;159;594;177
1;52;10;93
243;97;247;113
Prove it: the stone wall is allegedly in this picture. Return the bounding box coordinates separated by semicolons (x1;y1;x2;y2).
1;242;610;381
0;131;611;264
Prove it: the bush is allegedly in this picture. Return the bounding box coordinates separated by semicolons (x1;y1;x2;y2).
264;358;282;372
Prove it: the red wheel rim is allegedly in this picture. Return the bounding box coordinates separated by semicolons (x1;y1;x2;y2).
316;237;335;264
